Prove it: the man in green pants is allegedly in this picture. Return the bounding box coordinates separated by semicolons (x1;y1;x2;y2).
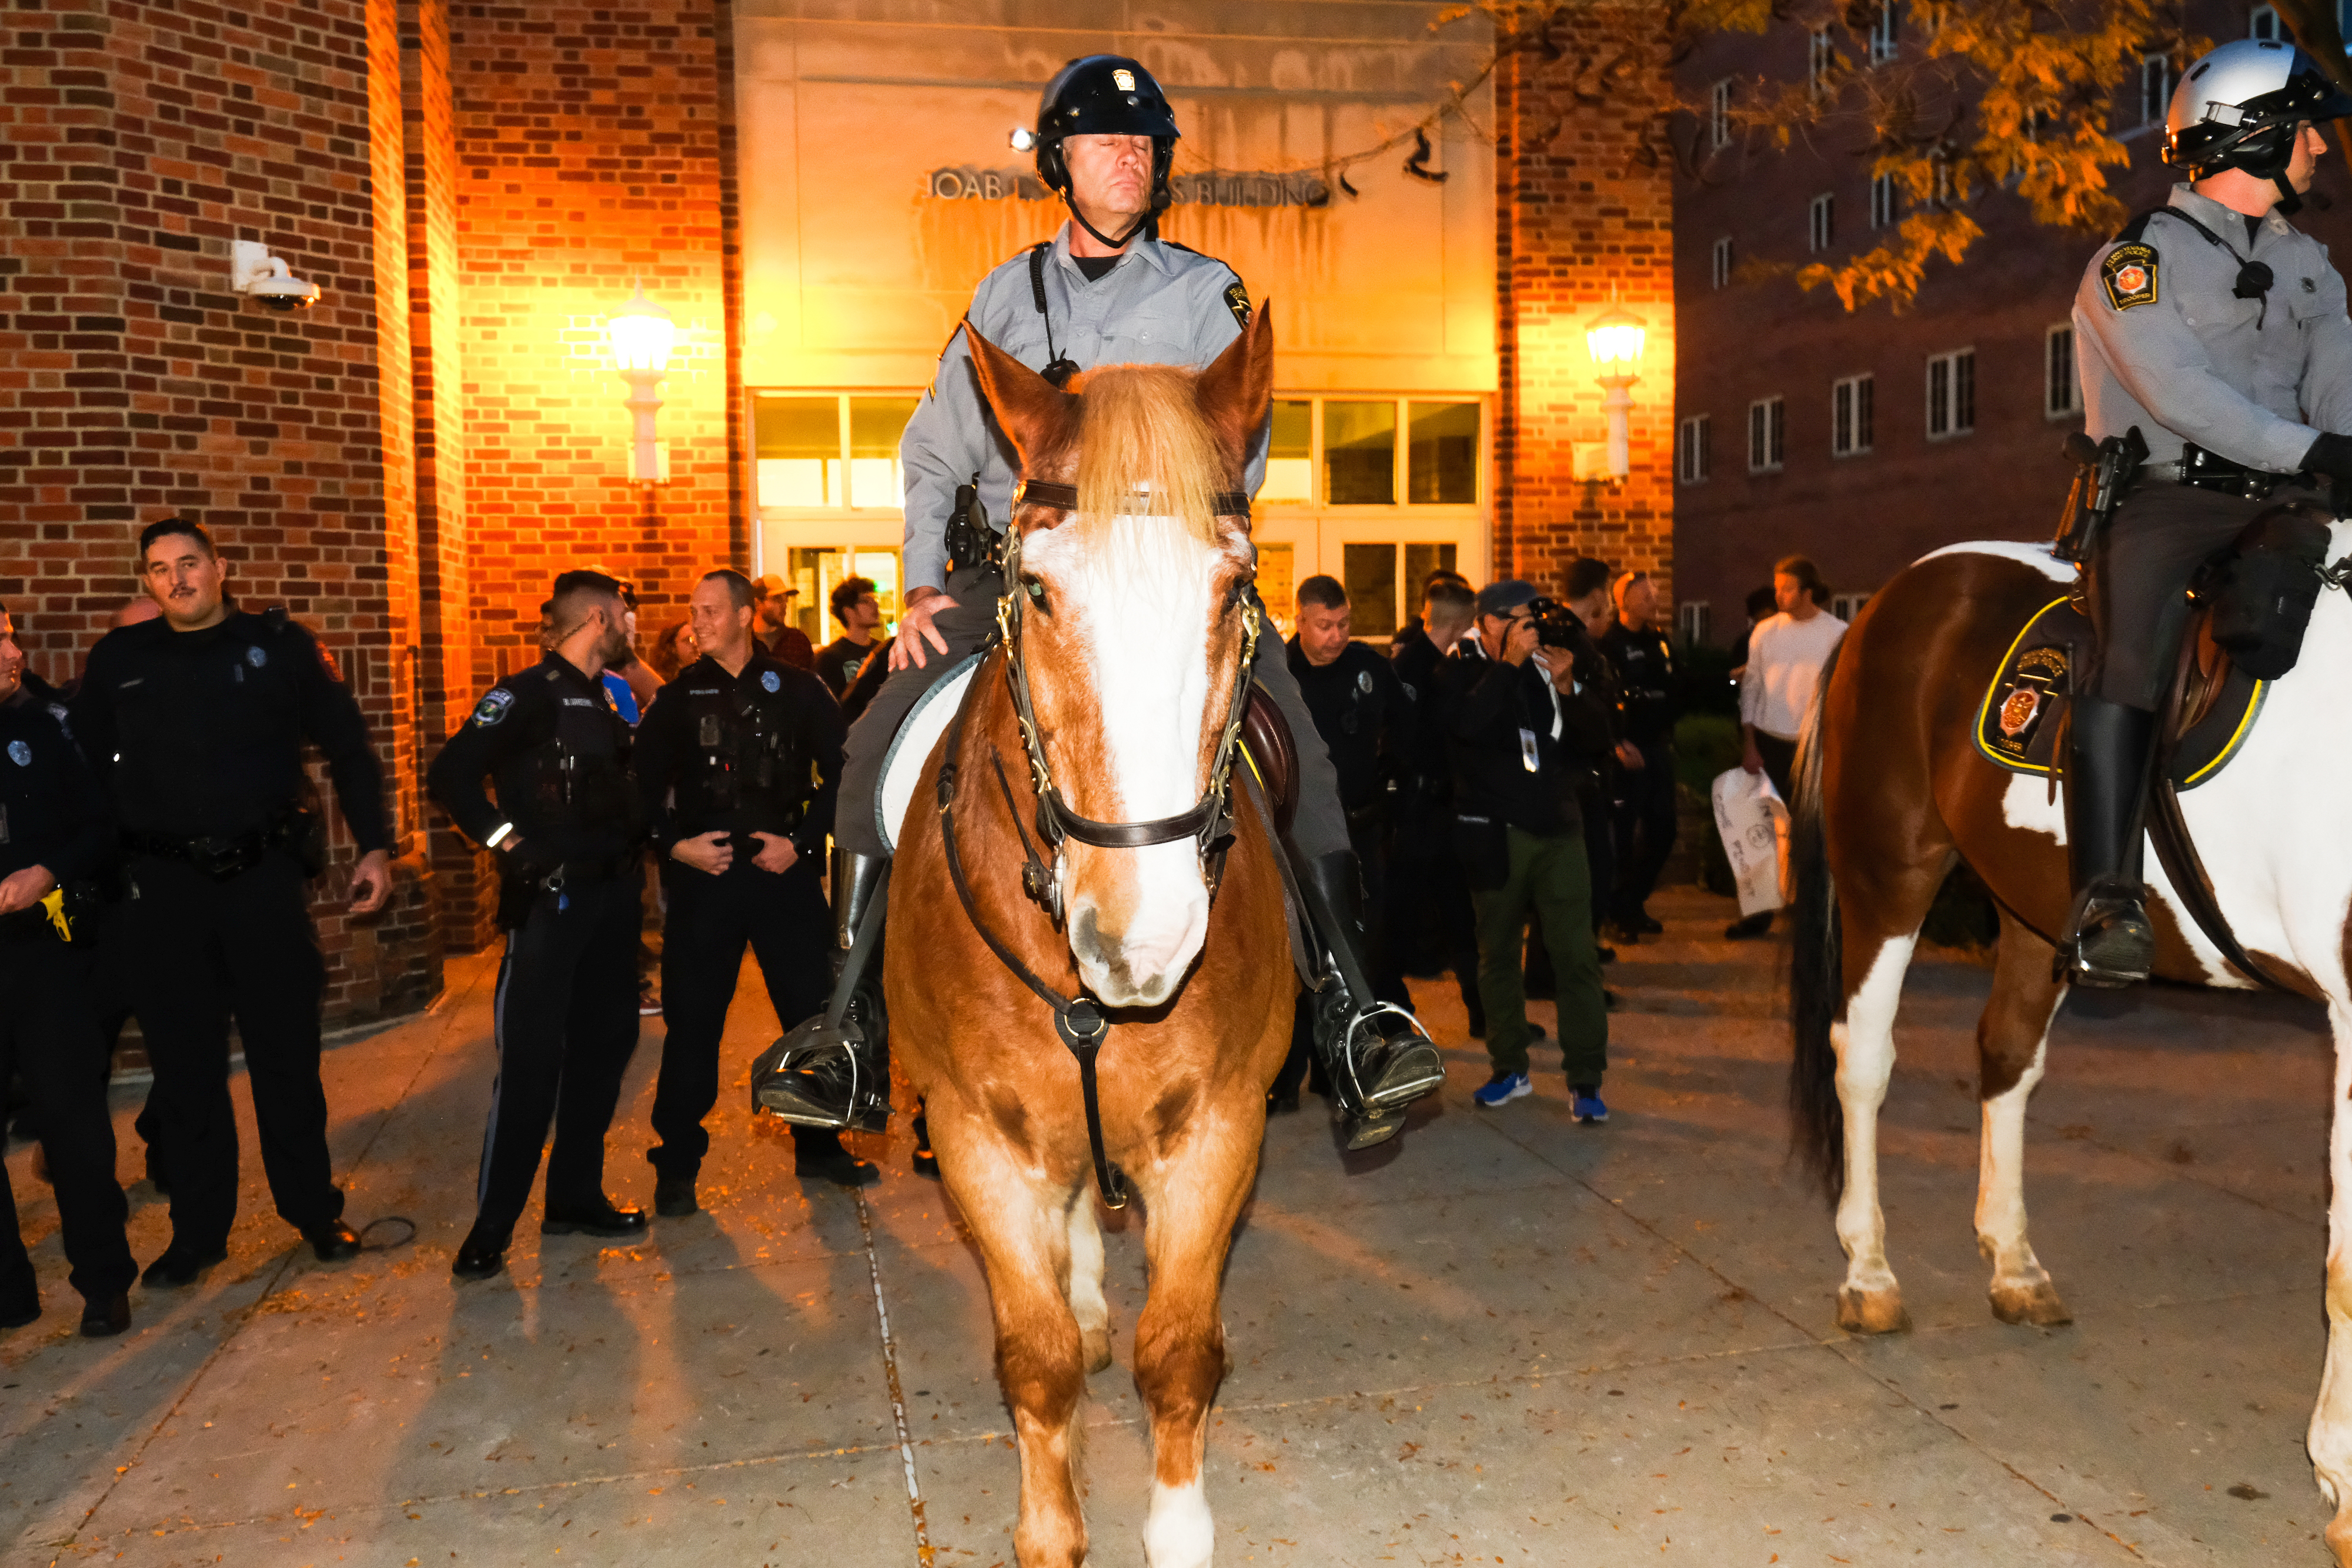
1446;581;1614;1121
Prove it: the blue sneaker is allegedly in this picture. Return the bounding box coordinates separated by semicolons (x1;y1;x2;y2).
1472;1071;1531;1108
1570;1085;1609;1124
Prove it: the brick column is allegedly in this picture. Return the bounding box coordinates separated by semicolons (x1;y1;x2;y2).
1495;6;1677;600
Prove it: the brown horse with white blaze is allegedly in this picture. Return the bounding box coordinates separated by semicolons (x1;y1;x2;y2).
886;306;1294;1567
1789;533;2352;1560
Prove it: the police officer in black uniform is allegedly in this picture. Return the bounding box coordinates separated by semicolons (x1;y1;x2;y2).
1268;576;1414;1109
2066;38;2352;985
634;570;867;1215
0;603;136;1337
72;519;390;1287
1596;571;1679;941
428;570;649;1281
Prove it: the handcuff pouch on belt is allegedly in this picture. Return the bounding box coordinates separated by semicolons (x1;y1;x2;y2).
2053;425;2149;564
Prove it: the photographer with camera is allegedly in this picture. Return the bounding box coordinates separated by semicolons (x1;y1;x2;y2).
1452;581;1614;1123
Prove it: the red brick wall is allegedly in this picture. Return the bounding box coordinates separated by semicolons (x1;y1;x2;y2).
1495;7;1677;600
0;0;437;1019
446;0;737;686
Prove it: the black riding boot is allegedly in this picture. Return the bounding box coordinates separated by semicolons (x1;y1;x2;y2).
1294;851;1444;1149
750;848;891;1131
2057;697;2158;988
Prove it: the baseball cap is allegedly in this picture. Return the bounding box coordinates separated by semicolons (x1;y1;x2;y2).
1475;580;1539;619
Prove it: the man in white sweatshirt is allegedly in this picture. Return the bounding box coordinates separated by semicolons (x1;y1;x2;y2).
1729;554;1846;939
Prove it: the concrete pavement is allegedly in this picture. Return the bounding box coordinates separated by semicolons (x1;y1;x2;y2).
0;884;2337;1565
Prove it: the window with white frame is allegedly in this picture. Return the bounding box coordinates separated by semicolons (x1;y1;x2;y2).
2250;5;2280;40
1710;78;1733;149
1830;590;1873;623
1711;235;1734;289
2046;325;2080;418
1677;414;1712;483
1870;171;1896;229
1748;396;1786;473
1678;600;1713;647
1869;4;1899;63
1809;192;1835;252
1809;28;1835;96
2141;54;2174;126
1927;349;1976;439
1832;374;1875;457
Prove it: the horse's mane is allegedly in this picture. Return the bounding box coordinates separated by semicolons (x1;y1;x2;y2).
1072;365;1225;561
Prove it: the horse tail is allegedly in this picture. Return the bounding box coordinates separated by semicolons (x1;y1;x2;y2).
1787;634;1847;1204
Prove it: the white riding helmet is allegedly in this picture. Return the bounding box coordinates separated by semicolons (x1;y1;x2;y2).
2165;39;2352;187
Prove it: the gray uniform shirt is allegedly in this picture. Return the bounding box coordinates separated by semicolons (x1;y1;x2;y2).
2075;182;2352;474
897;224;1268;594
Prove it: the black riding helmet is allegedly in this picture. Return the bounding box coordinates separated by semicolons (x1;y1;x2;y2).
1032;55;1180;249
2165;39;2352;210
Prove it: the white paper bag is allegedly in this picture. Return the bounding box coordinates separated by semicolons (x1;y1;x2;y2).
1712;767;1791;918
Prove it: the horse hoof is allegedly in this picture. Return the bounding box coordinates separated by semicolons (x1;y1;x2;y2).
2326;1505;2352;1567
1990;1279;2073;1327
1082;1326;1113;1375
1835;1286;1912;1335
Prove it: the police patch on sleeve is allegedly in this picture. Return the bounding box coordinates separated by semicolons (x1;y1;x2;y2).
471;688;514;728
1223;281;1251;329
6;740;29;767
761;669;781;693
2102;243;2159;312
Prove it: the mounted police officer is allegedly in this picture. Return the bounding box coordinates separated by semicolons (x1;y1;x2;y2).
634;569;869;1217
0;603;136;1337
2067;39;2352;987
72;518;392;1287
754;54;1444;1151
428;570;649;1281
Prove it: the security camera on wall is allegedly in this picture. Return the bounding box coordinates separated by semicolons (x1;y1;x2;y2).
230;239;322;312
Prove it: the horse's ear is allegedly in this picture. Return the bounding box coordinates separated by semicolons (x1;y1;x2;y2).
965;322;1075;467
1194;299;1274;477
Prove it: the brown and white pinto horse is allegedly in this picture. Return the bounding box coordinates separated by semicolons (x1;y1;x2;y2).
886;309;1293;1567
1789;534;2352;1560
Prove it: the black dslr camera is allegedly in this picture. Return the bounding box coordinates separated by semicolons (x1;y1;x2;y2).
1524;596;1585;650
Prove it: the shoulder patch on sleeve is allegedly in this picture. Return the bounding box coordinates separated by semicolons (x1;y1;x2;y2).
2102;243;2160;312
1222;280;1252;329
470;688;515;728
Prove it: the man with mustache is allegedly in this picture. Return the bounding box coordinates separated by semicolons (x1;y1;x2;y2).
70;518;392;1288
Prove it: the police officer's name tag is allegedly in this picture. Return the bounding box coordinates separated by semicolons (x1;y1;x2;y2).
1519;727;1539;773
2102;243;2159;312
472;689;514;728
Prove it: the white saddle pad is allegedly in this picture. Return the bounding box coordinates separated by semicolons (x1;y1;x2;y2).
876;653;982;852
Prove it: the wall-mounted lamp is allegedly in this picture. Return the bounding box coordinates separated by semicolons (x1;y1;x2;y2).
607;283;676;484
1584;297;1647;483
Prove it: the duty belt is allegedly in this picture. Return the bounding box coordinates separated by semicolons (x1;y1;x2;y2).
124;812;299;880
2151;443;2321;502
0;905;62;944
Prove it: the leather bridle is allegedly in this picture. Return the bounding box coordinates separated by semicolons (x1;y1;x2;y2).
928;484;1260;1208
993;486;1261;921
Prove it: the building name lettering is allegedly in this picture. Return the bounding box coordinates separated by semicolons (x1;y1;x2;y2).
924;167;1332;209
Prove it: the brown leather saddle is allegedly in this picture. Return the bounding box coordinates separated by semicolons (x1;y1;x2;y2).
1240;684;1298;837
